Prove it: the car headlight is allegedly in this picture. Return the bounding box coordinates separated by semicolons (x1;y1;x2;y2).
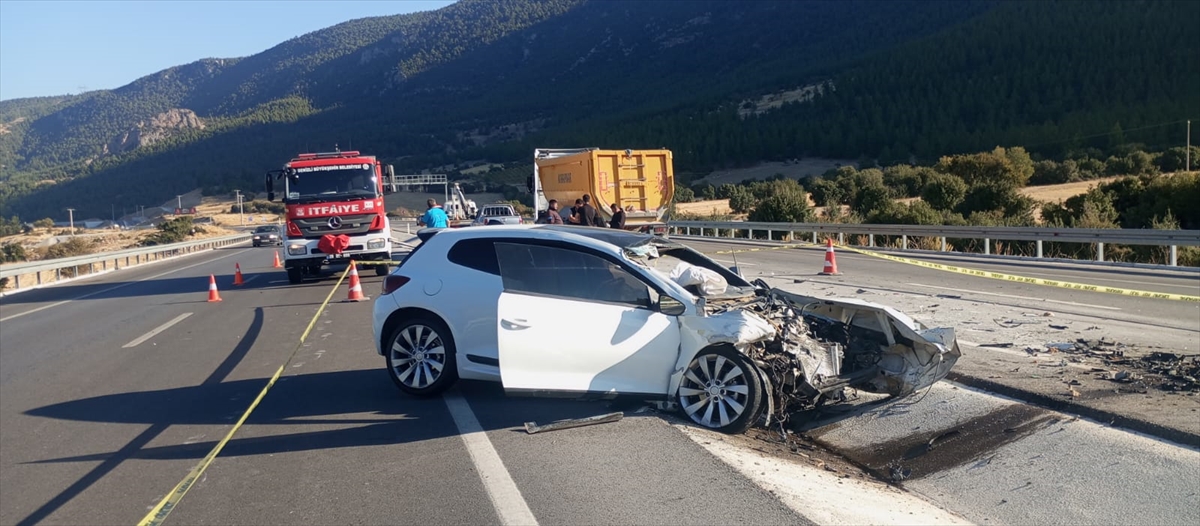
253;235;261;240
367;238;386;249
288;244;307;255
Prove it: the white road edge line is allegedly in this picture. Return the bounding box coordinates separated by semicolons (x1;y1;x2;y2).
673;424;972;526
443;391;538;526
0;250;245;323
907;282;1122;310
122;312;193;348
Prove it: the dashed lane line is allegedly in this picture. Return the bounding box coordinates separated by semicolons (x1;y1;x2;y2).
122;313;193;348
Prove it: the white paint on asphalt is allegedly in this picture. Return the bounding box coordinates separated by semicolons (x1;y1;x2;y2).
122;312;193;348
804;382;1200;526
443;391;538;526
0;250;245;322
711;259;756;266
907;282;1121;310
674;424;972;526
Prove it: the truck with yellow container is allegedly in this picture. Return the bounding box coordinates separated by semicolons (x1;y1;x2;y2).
529;148;675;235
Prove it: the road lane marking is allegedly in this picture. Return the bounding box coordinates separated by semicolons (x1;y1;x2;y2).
0;250;245;323
908;282;1122;310
443;391;538;526
123;313;193;348
711;259;756;266
137;262;353;526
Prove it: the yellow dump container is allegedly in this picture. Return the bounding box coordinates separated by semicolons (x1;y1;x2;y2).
535;149;675;226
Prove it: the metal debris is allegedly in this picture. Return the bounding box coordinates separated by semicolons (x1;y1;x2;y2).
524;412;624;434
706;285;962;427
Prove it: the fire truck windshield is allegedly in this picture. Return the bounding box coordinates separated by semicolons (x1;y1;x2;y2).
286;163;378;203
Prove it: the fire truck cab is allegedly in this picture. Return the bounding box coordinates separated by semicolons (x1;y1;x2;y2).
265;150;394;284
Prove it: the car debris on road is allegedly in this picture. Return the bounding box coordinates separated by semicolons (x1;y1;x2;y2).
524;412;624;434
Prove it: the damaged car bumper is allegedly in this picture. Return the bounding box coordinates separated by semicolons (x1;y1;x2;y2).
704;286;962;426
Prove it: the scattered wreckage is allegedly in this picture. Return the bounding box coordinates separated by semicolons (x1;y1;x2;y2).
628;236;963;430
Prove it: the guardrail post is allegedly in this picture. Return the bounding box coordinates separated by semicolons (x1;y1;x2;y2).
984;238;990;255
767;229;773;241
902;235;908;250
812;231;817;244
1036;240;1043;258
729;227;735;239
1096;242;1105;262
869;234;875;247
940;237;946;252
1170;245;1178;266
838;233;844;244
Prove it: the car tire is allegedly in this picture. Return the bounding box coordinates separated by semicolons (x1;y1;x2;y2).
286;267;303;284
677;346;764;434
385;315;459;397
374;263;390;276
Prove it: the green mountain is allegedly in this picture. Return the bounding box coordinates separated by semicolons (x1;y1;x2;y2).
1;0;1196;220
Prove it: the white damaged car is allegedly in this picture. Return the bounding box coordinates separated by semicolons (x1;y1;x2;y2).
371;225;962;433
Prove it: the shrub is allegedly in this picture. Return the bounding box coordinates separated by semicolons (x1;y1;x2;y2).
748;191;814;224
921;172;968;211
1;243;27;262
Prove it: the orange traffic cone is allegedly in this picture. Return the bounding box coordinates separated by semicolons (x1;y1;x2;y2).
233;263;245;286
273;251;283;268
345;261;368;302
207;274;223;302
819;238;841;275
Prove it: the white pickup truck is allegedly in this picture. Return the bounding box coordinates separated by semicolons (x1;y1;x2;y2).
471;203;524;226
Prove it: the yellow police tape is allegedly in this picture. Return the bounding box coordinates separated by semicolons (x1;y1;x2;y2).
699;239;1200;302
138;262;358;526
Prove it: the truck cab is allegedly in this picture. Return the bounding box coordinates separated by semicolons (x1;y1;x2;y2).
264;150;394;283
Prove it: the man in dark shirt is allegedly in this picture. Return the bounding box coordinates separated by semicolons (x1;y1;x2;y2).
579;194;599;227
566;199;584;224
609;203;626;229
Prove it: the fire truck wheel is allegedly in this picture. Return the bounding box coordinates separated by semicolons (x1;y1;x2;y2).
385;315;458;396
374;263;390;276
287;267;303;284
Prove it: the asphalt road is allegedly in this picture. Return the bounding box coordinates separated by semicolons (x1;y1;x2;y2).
678;237;1200;334
3;233;1198;526
0;243;807;526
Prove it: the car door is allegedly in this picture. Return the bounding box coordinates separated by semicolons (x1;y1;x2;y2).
494;241;681;397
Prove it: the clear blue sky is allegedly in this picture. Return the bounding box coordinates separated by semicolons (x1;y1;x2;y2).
0;0;456;101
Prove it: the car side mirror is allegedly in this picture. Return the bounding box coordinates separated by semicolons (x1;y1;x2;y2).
658;295;687;316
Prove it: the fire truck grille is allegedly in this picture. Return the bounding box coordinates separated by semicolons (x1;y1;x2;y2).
294;213;376;237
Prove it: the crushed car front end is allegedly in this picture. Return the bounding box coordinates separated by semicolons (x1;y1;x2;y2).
615;234;962;427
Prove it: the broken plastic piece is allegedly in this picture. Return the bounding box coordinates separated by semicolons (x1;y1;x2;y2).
524;412;624;434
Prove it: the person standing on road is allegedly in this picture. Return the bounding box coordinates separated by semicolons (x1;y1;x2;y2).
566;199;584;224
609;203;626;229
419;198;449;228
539;199;564;224
579;194;600;227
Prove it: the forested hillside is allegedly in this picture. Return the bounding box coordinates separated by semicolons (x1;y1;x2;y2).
1;0;1196;221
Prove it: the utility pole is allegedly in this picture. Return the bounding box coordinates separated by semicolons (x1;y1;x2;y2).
66;208;75;236
176;195;184;212
234;190;244;225
1187;120;1191;173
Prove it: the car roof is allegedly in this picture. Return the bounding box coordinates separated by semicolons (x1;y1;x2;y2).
415;224;687;251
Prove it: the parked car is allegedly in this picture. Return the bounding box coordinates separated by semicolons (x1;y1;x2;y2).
252;225;283;247
471;203;523;226
371;225;961;434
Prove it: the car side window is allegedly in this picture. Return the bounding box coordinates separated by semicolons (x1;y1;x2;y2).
446;239;500;275
494;242;652;307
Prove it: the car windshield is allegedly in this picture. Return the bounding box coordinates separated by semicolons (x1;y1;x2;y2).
285;163;378;203
254;226;277;233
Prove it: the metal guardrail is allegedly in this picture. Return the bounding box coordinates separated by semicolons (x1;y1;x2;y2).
0;233;251;291
667;220;1200;266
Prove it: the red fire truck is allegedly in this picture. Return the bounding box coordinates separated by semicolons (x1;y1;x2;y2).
265;150;394;284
